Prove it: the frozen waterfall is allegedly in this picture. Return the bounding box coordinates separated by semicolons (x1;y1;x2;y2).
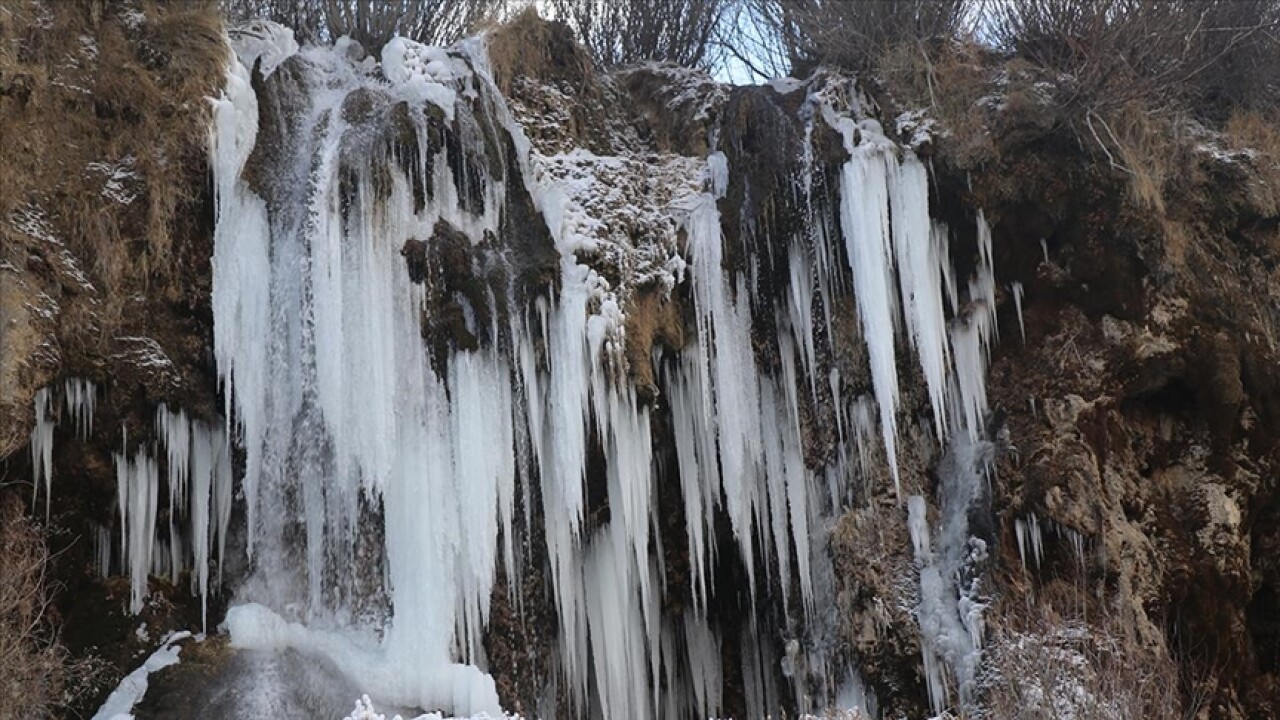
196;23;1008;719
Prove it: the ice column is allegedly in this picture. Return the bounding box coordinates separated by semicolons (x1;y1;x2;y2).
30;388;55;519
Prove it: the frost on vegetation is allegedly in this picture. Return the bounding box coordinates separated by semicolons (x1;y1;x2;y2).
976;621;1170;720
615;62;728;125
121;7;146;32
9;203;57;244
895;109;939;149
86;157;139;206
7;203;97;293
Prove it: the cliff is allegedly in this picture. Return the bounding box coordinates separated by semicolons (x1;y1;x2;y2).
1;5;1278;719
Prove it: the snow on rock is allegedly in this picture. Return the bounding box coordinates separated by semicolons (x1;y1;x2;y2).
528;148;702;291
344;694;515;720
91;631;191;720
616;62;728;126
228;20;298;79
381;37;470;122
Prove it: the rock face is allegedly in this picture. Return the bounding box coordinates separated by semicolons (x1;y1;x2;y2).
2;7;1280;720
0;1;227;715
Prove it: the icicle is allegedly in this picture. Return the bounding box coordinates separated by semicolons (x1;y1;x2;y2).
683;163;765;595
684;612;723;720
188;421;231;630
116;449;159;614
584;524;655;720
155;405;191;522
951;315;990;443
836;123;902;495
30;388;54;520
1015;516;1028;569
890;154;953;442
1030;513;1043;568
92;523;112;578
665;345;722;613
63;378;96;440
1012;281;1026;343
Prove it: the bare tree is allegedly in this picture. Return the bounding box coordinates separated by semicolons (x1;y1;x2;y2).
990;0;1280;114
549;0;730;68
223;0;507;54
222;0;328;45
746;0;973;74
1186;0;1280;119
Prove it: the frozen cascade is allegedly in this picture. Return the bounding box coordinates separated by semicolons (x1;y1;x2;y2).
26;378;231;624
196;25;1012;718
110;410;233;621
209;28;529;715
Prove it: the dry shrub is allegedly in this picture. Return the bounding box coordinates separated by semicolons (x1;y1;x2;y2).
222;0;505;54
990;0;1280;119
771;0;971;73
0;494;98;717
549;0;728;68
1081;104;1198;214
1225;109;1280;214
485;7;596;97
979;599;1184;719
1225;109;1280;159
877;39;998;168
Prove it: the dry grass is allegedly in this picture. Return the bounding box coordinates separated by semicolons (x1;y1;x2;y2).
979;597;1185;720
623;288;685;399
0;493;99;718
1225;108;1280;215
0;0;227;329
1083;104;1195;215
485;7;596;97
876;39;997;168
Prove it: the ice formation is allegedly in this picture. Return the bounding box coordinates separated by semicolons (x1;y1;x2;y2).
30;379;100;519
195;27;1010;719
1016;513;1089;577
30;388;54;519
92;631;190;720
26;375;231;622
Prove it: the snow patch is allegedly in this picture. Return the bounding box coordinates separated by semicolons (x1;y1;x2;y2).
228;20;298;78
91;631;190;720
